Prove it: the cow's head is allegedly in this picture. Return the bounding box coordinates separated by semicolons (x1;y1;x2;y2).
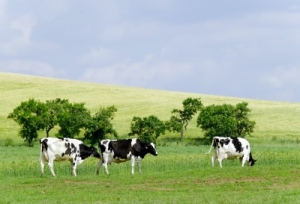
147;143;158;156
90;146;101;158
249;153;257;166
249;159;257;166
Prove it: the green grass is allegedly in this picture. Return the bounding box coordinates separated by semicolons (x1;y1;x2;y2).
1;72;300;203
0;143;300;203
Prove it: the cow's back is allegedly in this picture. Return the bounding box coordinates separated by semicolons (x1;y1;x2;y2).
109;139;133;159
40;137;83;161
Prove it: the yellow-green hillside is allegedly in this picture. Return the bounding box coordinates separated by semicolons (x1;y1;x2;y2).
1;72;299;144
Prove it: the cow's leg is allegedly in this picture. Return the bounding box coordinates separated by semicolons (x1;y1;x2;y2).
241;154;249;167
217;156;223;168
96;159;103;175
136;158;142;173
102;154;109;174
239;157;244;166
218;159;223;168
131;156;135;174
48;158;56;176
40;156;45;176
71;161;77;176
211;152;217;167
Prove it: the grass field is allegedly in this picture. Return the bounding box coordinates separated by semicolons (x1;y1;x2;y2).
0;143;300;204
0;72;300;203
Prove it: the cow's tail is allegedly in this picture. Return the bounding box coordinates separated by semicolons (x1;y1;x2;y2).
39;138;48;161
98;140;103;161
205;138;215;154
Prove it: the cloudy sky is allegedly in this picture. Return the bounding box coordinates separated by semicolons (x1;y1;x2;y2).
1;0;300;102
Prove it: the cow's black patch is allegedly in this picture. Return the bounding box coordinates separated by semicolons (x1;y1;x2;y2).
102;140;109;144
109;139;133;159
219;138;230;147
79;144;100;160
40;139;48;152
65;143;72;155
231;137;243;153
213;138;219;148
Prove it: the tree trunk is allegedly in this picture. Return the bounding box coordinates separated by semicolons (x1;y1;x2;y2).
181;128;185;141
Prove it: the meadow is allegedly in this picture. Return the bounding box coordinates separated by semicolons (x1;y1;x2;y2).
0;72;300;203
1;142;300;204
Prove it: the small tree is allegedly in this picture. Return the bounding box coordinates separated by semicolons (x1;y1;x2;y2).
166;97;202;141
128;115;165;143
84;106;118;145
7;98;47;146
56;102;90;137
197;102;255;141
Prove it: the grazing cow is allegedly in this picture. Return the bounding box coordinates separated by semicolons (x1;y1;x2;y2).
40;137;100;176
206;136;256;167
96;138;158;174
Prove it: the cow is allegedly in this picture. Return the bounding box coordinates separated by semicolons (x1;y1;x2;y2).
96;138;158;175
206;136;256;167
40;137;100;176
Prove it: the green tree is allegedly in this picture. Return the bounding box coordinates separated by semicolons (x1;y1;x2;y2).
7;99;47;146
56;102;91;137
128;115;165;143
166;97;203;141
197;102;255;141
84;106;118;145
235;102;256;136
43;98;69;137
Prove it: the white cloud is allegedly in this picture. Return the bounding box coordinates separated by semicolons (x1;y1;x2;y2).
0;0;6;21
79;47;112;64
263;67;300;89
0;14;36;55
0;60;57;77
81;55;192;87
11;14;36;40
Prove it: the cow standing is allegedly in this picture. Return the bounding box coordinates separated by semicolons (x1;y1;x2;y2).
206;136;256;167
40;137;100;176
97;138;158;174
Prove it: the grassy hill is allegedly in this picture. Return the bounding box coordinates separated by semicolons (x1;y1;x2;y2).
1;72;299;145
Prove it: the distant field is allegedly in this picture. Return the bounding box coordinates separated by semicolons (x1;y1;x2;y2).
1;72;300;145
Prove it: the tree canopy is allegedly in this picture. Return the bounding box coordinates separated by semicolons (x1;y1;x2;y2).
8;99;47;146
84;106;118;145
128;115;165;143
166;97;202;140
8;98;118;146
197;102;255;141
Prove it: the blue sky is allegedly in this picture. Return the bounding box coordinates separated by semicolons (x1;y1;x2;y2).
1;0;300;102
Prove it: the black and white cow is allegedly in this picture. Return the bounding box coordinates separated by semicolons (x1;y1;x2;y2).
96;138;158;174
40;137;100;176
206;136;256;167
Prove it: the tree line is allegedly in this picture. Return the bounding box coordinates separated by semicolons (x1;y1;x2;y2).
8;97;255;146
